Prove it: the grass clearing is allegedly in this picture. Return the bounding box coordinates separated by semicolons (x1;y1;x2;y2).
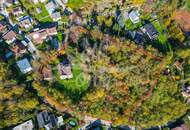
152;20;171;52
67;0;84;10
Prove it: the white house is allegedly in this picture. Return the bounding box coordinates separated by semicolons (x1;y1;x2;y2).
13;120;34;130
128;10;140;24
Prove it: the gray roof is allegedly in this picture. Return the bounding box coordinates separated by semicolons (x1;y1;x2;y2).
128;10;140;24
141;23;159;39
16;58;32;74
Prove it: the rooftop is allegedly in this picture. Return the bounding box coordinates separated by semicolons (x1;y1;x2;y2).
13;120;34;130
16;58;32;74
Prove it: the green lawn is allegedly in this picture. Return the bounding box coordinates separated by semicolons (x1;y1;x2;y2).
57;64;88;92
186;0;190;10
52;49;89;102
35;4;53;22
67;0;84;10
57;32;63;42
20;0;52;22
152;20;171;52
125;19;142;30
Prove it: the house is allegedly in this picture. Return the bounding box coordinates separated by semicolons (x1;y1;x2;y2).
13;120;34;130
55;0;67;9
28;27;57;44
41;65;53;80
32;0;46;4
32;0;39;4
5;0;14;7
171;123;188;130
45;1;56;15
128;10;140;24
10;40;27;56
16;58;32;74
12;7;23;16
140;23;159;40
58;59;73;80
0;22;7;35
19;16;33;29
51;12;61;21
37;111;64;130
2;30;17;44
36;7;42;14
129;30;145;45
182;85;190;98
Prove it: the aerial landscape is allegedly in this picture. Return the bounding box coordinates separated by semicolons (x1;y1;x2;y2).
0;0;190;130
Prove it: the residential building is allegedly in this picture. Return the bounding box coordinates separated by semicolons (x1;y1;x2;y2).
128;10;140;24
13;120;34;130
55;0;67;9
0;21;7;35
140;23;159;40
36;7;42;14
58;59;73;80
171;123;188;130
2;30;16;44
28;27;57;44
16;58;32;74
182;85;190;98
33;0;46;4
51;12;61;21
19;16;33;29
32;0;39;4
12;7;23;16
5;0;14;7
37;111;64;130
10;40;27;56
45;1;56;15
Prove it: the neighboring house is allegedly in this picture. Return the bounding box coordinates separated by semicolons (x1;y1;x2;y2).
12;7;23;16
117;14;125;28
28;27;57;44
51;12;61;21
0;22;8;35
22;37;36;53
58;59;73;80
13;120;34;130
171;123;189;130
55;0;67;9
45;1;56;15
19;16;33;29
33;0;38;4
140;23;159;40
36;7;42;14
2;30;17;44
33;0;46;4
37;111;64;130
10;40;27;56
182;85;190;98
5;0;14;7
16;58;32;74
128;10;140;24
129;30;145;45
